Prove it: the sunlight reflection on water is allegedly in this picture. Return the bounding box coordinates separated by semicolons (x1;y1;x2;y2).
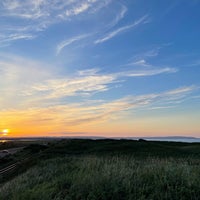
0;140;9;143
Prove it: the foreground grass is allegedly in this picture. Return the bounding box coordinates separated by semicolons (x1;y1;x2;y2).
0;155;199;200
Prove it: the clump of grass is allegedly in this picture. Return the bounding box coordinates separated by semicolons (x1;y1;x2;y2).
0;155;199;200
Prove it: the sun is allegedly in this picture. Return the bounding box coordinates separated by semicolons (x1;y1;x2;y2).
2;129;10;136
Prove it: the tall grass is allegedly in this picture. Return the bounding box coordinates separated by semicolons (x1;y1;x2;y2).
0;155;199;200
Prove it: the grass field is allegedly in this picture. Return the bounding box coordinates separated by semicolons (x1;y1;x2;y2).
0;139;200;200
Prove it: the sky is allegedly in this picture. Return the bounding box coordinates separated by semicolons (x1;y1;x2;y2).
0;0;200;138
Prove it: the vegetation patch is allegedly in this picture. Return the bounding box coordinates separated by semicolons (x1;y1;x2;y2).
0;139;200;200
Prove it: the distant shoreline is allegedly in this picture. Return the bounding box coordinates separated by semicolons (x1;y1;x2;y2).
1;136;200;143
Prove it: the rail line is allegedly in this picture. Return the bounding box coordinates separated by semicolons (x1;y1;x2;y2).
0;154;35;177
0;163;18;174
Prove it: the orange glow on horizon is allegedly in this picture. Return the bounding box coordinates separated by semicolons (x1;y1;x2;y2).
1;108;200;138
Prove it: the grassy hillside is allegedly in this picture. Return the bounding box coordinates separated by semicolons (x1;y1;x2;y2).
42;139;200;158
0;139;200;200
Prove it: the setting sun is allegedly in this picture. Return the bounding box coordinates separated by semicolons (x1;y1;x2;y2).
2;129;9;136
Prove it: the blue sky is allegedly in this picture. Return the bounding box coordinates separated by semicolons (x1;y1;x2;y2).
0;0;200;137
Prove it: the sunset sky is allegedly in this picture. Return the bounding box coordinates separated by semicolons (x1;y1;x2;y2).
0;0;200;137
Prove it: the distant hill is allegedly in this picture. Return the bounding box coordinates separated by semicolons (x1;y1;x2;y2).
1;136;200;143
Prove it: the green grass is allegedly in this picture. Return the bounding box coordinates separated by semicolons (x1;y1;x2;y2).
0;139;200;200
0;155;200;200
42;139;200;158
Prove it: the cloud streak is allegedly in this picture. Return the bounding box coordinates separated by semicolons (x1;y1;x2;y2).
0;33;35;44
31;74;116;99
0;0;112;46
56;34;90;55
123;67;177;77
108;4;127;27
0;55;198;135
26;66;177;101
1;85;198;133
65;1;92;17
0;54;178;111
95;15;149;44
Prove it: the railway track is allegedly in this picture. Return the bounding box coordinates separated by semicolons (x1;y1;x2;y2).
0;163;18;175
0;144;49;182
0;154;35;178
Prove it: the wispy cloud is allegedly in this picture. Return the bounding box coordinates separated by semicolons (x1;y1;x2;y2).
0;54;178;111
0;54;196;134
128;59;150;67
0;0;112;20
1;85;198;132
121;67;177;77
95;15;149;44
64;0;113;18
65;2;92;16
130;47;163;63
30;74;116;99
108;4;127;27
125;57;178;76
130;44;173;63
26;66;177;101
0;0;112;46
78;68;100;76
1;0;73;19
56;34;90;55
0;33;35;44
